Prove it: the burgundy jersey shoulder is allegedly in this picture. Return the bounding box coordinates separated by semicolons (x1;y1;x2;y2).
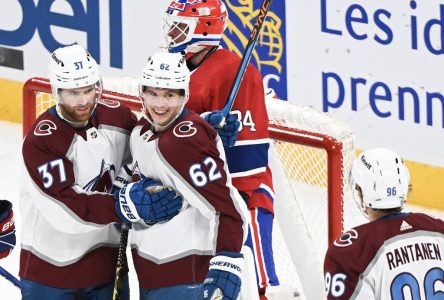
324;212;444;299
327;213;444;259
159;110;218;149
23;109;76;157
405;212;444;232
94;101;137;131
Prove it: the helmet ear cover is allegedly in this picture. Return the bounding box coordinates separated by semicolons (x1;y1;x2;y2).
349;148;410;213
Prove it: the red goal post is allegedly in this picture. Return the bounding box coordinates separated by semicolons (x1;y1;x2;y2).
22;76;355;248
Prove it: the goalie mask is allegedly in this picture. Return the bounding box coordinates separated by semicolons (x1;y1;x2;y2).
163;0;228;55
48;44;102;127
349;148;410;217
139;51;190;130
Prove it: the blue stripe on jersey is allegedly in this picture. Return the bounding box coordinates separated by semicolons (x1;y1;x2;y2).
254;187;274;204
225;143;269;174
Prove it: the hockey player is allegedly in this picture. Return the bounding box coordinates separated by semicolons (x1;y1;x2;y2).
0;199;15;259
20;44;183;300
163;0;279;297
324;148;444;299
117;51;248;300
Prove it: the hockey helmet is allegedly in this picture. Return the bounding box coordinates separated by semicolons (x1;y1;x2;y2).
350;148;410;214
163;0;228;55
48;44;102;102
139;51;190;128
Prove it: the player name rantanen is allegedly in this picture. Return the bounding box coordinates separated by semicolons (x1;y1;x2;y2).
386;242;441;270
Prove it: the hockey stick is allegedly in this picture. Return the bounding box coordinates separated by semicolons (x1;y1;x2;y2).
112;223;129;300
0;265;21;288
221;0;272;118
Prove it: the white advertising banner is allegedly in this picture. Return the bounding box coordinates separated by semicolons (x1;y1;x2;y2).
286;0;444;167
0;0;170;80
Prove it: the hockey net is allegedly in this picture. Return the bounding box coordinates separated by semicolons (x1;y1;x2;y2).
23;77;356;298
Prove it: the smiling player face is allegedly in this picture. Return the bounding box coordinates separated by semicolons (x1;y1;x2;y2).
142;87;185;130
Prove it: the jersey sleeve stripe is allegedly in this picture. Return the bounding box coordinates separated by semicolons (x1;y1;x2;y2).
225;143;269;174
234;138;270;146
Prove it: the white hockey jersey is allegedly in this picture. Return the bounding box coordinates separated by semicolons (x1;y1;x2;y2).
20;103;136;288
128;109;249;289
324;212;444;299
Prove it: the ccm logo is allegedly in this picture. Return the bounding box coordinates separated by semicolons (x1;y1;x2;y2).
2;219;14;232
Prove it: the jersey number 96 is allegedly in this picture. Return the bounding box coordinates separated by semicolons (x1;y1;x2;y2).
325;272;346;298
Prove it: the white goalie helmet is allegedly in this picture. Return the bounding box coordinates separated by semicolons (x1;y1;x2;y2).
48;44;102;102
350;148;410;214
139;51;190;127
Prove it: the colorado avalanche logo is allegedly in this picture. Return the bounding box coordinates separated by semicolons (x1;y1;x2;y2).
167;0;198;12
131;161;142;182
84;160;116;193
98;98;121;108
34;120;57;136
333;229;358;247
173;121;197;138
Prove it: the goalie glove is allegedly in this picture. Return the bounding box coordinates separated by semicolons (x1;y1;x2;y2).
0;200;16;259
200;251;243;300
115;177;183;224
202;111;240;148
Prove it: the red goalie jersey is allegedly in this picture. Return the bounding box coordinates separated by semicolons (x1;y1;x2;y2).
186;48;274;213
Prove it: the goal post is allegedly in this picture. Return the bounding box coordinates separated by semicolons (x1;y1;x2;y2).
269;124;344;244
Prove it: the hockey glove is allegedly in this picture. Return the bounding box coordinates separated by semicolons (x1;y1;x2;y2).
115;177;183;224
203;111;240;148
200;251;243;300
0;200;16;259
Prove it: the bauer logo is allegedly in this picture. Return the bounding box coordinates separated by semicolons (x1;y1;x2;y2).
221;0;288;99
1;219;14;232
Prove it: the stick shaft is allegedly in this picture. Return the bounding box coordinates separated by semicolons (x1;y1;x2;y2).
0;265;21;288
222;0;273;117
112;224;129;300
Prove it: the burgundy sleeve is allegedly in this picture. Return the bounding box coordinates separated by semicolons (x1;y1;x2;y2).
158;117;245;253
22;136;121;225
